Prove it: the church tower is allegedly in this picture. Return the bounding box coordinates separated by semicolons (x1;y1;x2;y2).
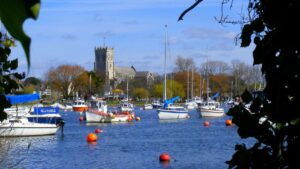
94;47;114;79
94;47;114;93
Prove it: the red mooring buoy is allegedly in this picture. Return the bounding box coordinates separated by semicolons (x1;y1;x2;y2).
127;116;133;122
159;153;171;162
79;116;84;121
203;121;210;127
95;128;102;133
86;133;97;142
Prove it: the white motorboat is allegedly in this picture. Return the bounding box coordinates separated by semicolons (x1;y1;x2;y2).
119;102;134;112
143;104;153;110
86;112;133;123
184;100;198;110
151;100;162;109
100;112;132;123
198;100;225;117
85;99;134;123
85;100;108;122
72;99;88;112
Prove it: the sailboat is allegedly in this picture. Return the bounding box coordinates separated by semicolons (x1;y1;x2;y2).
184;67;198;110
1;94;62;136
198;62;225;117
119;79;134;112
157;25;189;120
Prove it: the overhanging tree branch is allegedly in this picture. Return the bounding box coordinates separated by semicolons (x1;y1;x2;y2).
178;0;203;21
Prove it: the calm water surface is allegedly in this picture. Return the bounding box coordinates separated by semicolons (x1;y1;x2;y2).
0;107;252;169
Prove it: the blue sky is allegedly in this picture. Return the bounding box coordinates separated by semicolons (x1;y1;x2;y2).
10;0;253;79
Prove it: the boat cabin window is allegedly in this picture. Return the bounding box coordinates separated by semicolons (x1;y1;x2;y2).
90;101;97;108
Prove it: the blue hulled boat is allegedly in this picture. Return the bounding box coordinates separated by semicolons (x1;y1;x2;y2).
27;107;63;125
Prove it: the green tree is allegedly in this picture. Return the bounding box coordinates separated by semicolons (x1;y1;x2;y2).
168;80;185;99
73;71;90;98
132;88;149;100
152;80;185;100
22;85;35;94
88;71;105;96
181;0;300;168
0;33;25;121
23;77;41;87
152;83;164;99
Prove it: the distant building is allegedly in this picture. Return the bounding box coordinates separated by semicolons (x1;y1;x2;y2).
94;47;114;94
115;67;136;79
135;71;154;88
94;46;156;92
94;47;114;80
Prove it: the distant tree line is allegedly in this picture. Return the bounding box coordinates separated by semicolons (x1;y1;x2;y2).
21;57;263;102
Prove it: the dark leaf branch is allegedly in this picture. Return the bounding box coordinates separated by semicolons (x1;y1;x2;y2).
178;0;203;21
0;0;41;70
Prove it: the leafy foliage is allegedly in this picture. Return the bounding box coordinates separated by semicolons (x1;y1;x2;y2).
132;88;149;99
23;77;41;86
152;80;185;99
0;33;25;121
0;0;40;68
88;71;105;95
173;71;201;99
45;65;86;99
181;0;300;168
228;1;300;168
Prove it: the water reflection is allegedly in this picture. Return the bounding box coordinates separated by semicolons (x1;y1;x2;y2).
159;119;188;123
160;161;171;168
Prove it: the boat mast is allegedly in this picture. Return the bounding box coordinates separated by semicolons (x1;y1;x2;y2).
191;65;194;99
206;60;209;100
89;73;91;94
163;25;167;101
127;79;129;101
187;69;189;100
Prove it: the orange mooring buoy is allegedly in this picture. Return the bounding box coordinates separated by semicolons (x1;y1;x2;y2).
159;153;171;162
225;119;232;126
95;128;102;133
135;117;141;121
87;133;97;142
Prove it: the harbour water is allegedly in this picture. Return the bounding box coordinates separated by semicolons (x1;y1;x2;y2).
0;107;252;169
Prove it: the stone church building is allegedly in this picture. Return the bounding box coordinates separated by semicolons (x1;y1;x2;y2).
94;46;155;94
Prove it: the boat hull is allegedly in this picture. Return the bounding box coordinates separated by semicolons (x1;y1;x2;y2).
72;106;88;112
85;111;131;123
102;115;129;123
158;110;189;120
85;111;104;122
200;109;225;117
120;107;133;112
143;104;153;110
0;122;60;136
